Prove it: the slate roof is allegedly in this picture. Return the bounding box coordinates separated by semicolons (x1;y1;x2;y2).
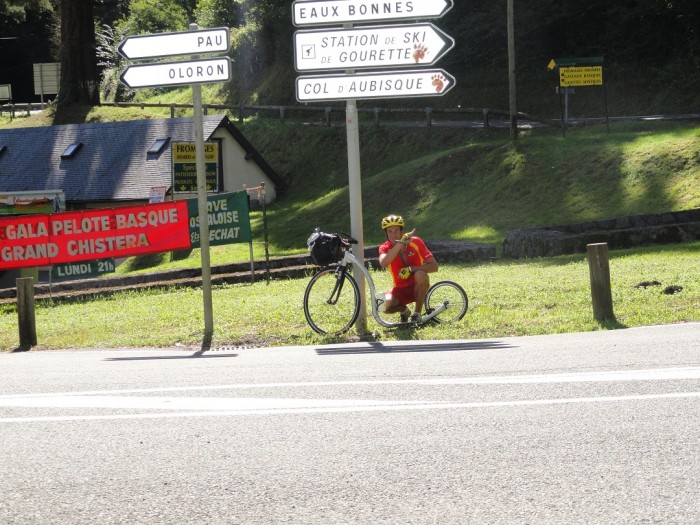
0;114;282;203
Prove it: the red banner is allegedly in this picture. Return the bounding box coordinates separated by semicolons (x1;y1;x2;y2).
0;201;191;270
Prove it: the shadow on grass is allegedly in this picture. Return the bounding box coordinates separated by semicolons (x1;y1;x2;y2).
597;318;628;330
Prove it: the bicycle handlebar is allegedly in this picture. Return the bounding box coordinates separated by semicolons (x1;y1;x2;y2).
338;232;358;245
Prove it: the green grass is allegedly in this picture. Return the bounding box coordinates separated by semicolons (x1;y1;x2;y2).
1;242;698;351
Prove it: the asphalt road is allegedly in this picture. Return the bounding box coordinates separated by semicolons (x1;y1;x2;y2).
1;323;699;524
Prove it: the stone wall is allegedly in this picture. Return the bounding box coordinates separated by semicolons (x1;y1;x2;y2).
502;208;700;259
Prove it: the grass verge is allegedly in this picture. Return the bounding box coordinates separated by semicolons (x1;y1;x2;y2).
1;242;698;351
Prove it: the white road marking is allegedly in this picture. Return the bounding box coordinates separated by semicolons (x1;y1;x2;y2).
2;366;699;399
1;367;699;423
0;392;698;423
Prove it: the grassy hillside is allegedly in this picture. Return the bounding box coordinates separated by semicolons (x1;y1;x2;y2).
239;119;700;251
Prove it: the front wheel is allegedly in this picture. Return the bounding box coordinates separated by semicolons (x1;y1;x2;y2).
425;281;468;323
303;268;360;335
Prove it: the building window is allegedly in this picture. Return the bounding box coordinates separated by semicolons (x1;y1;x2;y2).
148;138;169;154
0;145;6;156
61;142;83;158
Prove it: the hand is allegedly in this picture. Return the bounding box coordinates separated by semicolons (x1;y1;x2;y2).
398;228;416;245
398;266;413;280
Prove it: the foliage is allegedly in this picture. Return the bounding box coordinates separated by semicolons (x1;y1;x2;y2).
194;0;242;29
115;0;189;35
96;23;134;103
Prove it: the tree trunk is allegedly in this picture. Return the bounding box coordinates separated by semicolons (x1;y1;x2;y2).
58;0;99;106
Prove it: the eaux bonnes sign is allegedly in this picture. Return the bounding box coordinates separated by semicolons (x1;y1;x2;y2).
293;0;454;26
294;23;454;71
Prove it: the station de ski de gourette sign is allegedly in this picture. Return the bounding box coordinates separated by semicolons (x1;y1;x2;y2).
293;0;456;102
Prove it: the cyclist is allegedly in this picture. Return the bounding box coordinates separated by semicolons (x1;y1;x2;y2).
378;214;439;323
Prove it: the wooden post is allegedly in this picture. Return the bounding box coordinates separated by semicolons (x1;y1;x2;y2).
587;243;615;322
16;277;37;348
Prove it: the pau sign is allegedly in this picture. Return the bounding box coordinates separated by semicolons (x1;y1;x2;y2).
118;27;229;60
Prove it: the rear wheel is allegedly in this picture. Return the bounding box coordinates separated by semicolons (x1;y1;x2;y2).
425;281;468;323
303;268;360;335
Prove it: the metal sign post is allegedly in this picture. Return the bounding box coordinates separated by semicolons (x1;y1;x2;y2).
119;23;231;340
346;95;367;334
191;57;214;338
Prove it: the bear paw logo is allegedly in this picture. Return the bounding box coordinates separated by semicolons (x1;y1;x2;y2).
413;44;428;63
432;74;446;93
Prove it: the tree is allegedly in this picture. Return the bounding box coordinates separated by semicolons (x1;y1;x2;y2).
57;0;99;106
116;0;189;35
194;0;242;28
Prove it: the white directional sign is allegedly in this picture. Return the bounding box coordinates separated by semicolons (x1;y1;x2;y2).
120;57;231;89
294;23;454;72
296;69;455;102
118;27;230;60
293;0;454;26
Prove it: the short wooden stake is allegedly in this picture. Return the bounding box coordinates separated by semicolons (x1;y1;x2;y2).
587;243;615;322
16;277;37;348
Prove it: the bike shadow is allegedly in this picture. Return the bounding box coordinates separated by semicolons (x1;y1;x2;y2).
316;340;515;355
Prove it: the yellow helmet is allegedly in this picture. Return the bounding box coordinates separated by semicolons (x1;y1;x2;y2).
381;214;404;230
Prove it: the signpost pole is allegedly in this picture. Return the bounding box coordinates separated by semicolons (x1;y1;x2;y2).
507;0;518;140
190;23;214;339
346;96;367;335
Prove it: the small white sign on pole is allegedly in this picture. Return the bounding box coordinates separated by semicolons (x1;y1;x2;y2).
296;69;456;102
120;57;231;89
118;27;230;60
292;0;454;26
294;23;454;72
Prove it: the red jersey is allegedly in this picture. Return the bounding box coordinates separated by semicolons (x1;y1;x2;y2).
378;236;434;288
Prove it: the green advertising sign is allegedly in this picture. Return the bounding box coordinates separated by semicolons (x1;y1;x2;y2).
187;191;252;248
51;258;116;282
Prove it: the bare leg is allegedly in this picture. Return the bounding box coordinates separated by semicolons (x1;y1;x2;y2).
413;271;430;315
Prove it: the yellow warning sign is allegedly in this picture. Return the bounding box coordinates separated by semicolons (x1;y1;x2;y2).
559;66;603;87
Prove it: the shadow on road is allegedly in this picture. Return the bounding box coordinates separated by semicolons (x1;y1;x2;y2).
103;350;239;362
316;340;515;355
